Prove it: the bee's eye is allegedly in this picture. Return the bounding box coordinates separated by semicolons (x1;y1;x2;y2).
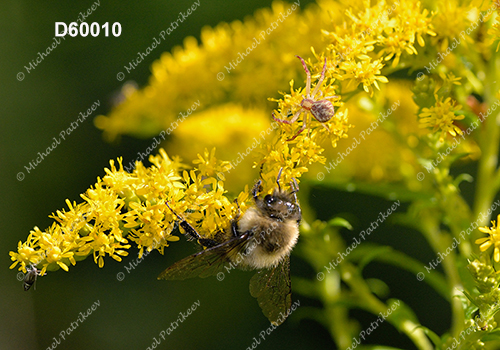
264;195;273;204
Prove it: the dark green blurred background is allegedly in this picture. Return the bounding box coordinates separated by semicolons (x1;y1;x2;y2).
1;1;456;349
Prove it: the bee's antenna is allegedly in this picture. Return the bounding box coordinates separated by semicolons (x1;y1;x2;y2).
276;168;283;192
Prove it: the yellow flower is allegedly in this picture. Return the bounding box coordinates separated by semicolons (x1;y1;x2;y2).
167;104;270;189
405;6;436;47
321;0;435;98
341;59;389;96
439;72;462;86
476;215;500;262
9;148;240;273
94;1;330;142
378;27;418;67
9;223;80;276
94;0;437;143
9;232;43;273
418;95;464;141
431;1;475;52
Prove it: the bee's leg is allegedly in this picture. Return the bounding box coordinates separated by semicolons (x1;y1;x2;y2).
166;202;201;240
202;198;244;244
166;202;218;248
230;220;240;238
252;180;262;201
198;238;219;248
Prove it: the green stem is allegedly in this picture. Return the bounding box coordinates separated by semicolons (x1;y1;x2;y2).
320;272;353;349
419;210;465;341
296;220;353;348
341;263;433;350
472;55;500;226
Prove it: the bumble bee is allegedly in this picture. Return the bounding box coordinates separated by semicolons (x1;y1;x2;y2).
158;169;301;325
23;264;42;291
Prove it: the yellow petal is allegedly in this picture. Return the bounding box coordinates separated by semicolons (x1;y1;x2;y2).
479;241;493;252
475;237;489;244
57;261;69;272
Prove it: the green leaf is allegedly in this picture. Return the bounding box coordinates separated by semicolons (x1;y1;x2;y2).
365;278;390;299
448;152;473;166
350;244;450;300
453;173;473;188
357;246;392;271
461;290;478;309
387;298;419;325
413;325;442;347
327;217;353;230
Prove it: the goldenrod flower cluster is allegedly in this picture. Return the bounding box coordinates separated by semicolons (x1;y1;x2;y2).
9;0;479;287
10;0;500;348
10;149;238;275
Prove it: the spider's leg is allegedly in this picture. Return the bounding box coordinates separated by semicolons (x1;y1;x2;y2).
273;113;292;124
323;95;339;100
273;108;303;124
311;58;328;99
289;109;303;123
297;56;311;97
287;113;308;141
320;122;330;132
306;113;311;138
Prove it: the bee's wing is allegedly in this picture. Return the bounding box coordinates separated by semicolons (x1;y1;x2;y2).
249;255;291;325
157;233;250;280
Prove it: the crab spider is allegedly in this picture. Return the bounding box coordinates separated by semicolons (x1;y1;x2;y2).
273;56;338;141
